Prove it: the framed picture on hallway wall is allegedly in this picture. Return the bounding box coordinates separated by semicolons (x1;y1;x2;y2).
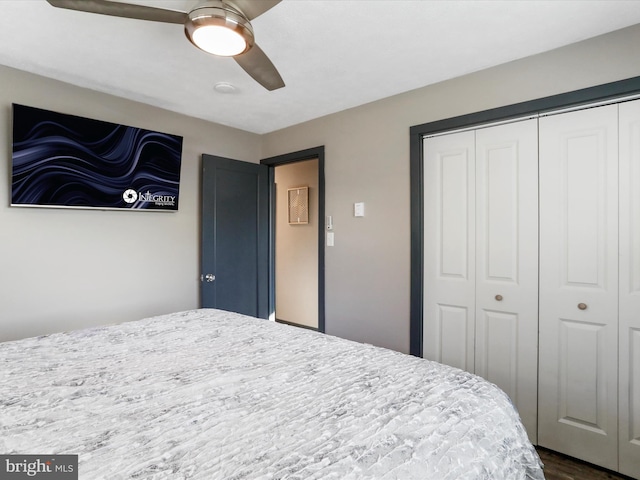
288;186;309;224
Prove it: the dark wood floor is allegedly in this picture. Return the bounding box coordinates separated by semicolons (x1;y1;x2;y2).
537;447;635;480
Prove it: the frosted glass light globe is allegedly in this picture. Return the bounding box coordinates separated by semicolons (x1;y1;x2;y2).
192;24;247;57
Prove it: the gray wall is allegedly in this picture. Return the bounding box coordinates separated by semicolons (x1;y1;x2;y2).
0;65;261;342
262;24;640;354
3;25;640;352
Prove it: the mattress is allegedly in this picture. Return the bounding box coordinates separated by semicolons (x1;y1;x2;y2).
0;309;544;479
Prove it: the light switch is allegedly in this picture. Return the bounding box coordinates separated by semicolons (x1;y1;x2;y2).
327;232;335;246
354;202;365;217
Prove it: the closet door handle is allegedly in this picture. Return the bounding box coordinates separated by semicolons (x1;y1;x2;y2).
495;294;503;301
578;303;587;310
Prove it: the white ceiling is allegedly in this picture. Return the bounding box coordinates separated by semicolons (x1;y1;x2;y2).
1;0;640;134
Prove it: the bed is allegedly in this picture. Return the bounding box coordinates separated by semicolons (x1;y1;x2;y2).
0;309;544;479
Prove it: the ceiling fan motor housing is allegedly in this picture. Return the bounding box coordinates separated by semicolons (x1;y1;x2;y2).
185;1;255;56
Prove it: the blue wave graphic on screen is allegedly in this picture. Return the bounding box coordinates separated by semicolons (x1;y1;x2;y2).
11;104;183;210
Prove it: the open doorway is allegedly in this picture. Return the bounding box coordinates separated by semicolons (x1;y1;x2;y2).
262;147;325;333
274;159;318;329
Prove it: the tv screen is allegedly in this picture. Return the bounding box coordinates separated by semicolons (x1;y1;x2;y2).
11;104;183;211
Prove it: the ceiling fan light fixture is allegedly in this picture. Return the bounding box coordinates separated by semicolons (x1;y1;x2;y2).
192;25;247;56
185;3;254;57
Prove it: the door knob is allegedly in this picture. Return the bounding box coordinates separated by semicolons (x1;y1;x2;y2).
578;303;587;310
495;294;503;301
201;274;215;282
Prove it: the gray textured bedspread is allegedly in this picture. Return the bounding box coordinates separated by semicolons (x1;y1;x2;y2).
0;309;544;479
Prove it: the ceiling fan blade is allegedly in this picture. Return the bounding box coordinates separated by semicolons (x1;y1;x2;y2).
228;0;282;21
45;0;188;24
234;43;285;91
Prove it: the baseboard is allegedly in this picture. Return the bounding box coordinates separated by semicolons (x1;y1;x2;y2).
275;318;318;331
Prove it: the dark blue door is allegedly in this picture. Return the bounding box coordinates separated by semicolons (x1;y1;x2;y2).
201;155;269;318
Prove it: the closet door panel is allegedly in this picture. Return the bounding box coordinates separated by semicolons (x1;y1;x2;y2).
478;310;518;391
619;99;640;479
438;305;471;369
558;319;608;427
538;105;619;470
475;119;539;443
423;131;475;372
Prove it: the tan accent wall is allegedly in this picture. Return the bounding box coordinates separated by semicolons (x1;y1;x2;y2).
275;159;319;328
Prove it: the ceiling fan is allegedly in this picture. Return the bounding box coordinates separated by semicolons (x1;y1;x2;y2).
45;0;285;91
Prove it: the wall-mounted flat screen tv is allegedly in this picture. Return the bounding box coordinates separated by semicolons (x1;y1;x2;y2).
11;104;183;211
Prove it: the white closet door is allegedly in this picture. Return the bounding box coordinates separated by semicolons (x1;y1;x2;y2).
538;104;619;470
475;119;538;443
423;131;476;372
619;99;640;479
